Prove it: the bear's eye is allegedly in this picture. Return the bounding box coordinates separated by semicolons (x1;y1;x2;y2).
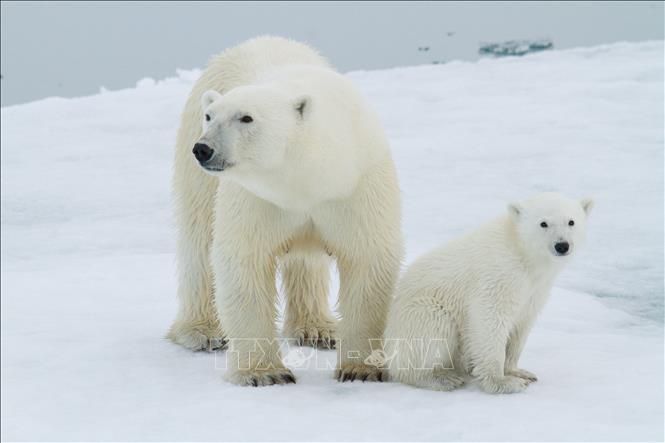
569;220;575;226
240;115;253;123
205;114;211;122
540;222;548;228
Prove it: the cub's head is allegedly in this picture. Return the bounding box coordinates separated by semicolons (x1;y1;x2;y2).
192;87;310;175
508;192;594;261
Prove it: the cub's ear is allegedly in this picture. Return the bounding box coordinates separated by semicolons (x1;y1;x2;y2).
293;95;311;119
507;202;523;220
580;198;594;216
201;90;222;109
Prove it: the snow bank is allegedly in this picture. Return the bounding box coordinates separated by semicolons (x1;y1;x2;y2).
1;41;663;441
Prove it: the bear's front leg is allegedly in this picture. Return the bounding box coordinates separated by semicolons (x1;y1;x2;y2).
214;252;294;386
314;161;403;382
333;244;401;382
211;184;299;386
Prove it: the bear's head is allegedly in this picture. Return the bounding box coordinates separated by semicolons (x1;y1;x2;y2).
193;87;310;176
508;192;593;262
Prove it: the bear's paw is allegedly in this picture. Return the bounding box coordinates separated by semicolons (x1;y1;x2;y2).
288;325;337;349
167;322;226;352
224;368;296;387
335;364;385;383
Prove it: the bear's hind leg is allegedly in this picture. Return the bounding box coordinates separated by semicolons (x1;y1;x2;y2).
167;103;225;352
167;207;226;352
281;246;337;349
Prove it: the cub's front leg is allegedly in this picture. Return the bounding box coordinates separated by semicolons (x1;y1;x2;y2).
505;322;539;383
504;294;549;383
467;303;529;394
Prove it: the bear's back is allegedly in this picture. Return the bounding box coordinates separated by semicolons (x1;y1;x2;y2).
271;63;391;163
204;36;331;93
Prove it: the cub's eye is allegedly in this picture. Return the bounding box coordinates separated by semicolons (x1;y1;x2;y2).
569;220;575;226
205;114;211;122
540;222;548;228
240;115;253;123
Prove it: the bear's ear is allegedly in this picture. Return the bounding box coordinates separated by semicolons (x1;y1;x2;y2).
293;95;311;119
507;202;523;220
201;90;222;109
580;198;594;216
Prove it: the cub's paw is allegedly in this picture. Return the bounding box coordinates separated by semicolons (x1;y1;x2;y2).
506;368;538;383
167;323;226;352
224;368;296;387
335;364;385;382
479;375;529;394
287;325;337;349
431;370;467;391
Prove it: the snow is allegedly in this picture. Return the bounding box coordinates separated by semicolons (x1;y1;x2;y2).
1;41;663;441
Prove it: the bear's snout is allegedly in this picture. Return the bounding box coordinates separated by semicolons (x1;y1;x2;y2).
554;242;570;255
193;143;214;163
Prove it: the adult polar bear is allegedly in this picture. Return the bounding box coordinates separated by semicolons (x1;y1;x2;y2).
168;36;403;386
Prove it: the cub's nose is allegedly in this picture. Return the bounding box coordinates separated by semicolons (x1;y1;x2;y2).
555;242;570;255
193;143;214;162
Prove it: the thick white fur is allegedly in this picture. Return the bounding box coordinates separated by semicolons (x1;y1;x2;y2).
168;36;403;386
384;192;593;394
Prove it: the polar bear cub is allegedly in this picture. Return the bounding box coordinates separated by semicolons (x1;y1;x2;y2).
384;192;593;394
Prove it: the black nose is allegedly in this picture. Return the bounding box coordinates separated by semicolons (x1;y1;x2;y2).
555;242;570;254
193;143;214;162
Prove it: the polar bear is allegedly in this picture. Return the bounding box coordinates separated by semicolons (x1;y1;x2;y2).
167;36;403;386
384;192;593;393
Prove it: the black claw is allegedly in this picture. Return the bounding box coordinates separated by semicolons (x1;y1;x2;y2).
342;372;353;382
206;338;227;352
251;378;258;387
283;373;296;384
360;373;369;382
268;375;279;385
